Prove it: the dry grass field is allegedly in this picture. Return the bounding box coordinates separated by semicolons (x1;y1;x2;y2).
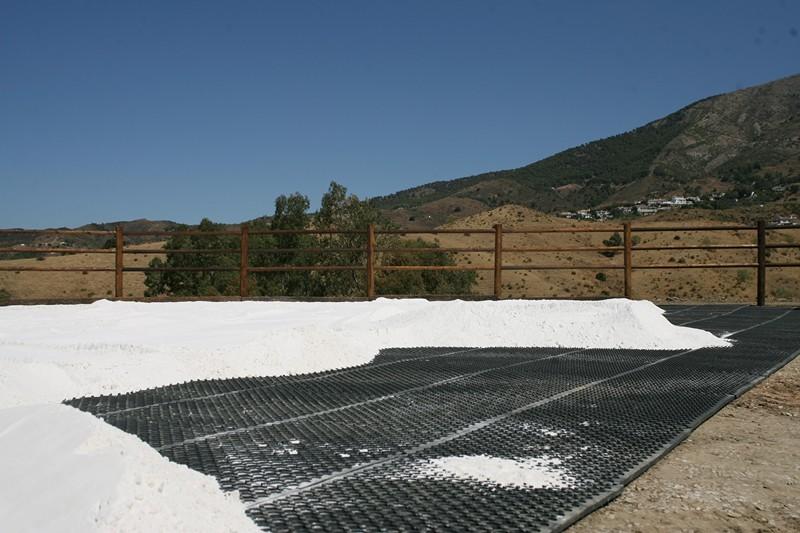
0;242;165;301
435;205;800;304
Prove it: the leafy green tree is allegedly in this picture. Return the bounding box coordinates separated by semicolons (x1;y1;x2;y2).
251;193;315;297
144;218;239;297
377;239;474;295
312;182;475;296
308;182;385;296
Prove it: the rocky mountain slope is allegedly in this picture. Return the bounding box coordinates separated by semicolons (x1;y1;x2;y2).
374;74;800;227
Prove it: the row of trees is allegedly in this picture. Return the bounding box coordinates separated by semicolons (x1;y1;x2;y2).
144;182;475;297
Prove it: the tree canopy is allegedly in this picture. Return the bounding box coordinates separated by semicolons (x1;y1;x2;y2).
145;182;475;298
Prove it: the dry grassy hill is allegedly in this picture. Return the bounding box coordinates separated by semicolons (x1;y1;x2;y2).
432;205;800;303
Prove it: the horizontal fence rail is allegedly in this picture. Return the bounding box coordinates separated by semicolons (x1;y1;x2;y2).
1;221;799;304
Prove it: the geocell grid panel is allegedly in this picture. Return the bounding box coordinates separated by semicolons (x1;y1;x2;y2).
65;306;800;532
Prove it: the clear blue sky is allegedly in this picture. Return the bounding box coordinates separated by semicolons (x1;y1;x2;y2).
1;0;799;228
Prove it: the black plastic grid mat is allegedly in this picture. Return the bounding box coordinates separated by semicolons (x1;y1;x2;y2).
66;305;800;532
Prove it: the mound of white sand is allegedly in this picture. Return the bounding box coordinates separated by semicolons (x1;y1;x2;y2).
0;404;259;533
0;298;726;407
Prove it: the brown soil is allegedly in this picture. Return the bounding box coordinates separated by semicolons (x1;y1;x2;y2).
568;355;800;533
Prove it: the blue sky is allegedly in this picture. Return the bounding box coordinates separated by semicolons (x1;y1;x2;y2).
1;0;799;227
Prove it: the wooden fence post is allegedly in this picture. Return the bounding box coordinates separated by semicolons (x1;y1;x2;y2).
494;224;503;299
240;225;249;298
366;224;376;299
757;219;766;306
367;224;375;300
114;225;124;299
623;222;632;299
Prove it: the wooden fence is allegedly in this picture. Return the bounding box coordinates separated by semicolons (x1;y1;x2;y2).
1;221;799;305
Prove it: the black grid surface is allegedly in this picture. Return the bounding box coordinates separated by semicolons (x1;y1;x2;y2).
66;305;800;532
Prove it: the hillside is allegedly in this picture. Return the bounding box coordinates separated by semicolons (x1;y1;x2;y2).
0;216;275;256
374;74;800;227
429;205;800;303
0;219;181;252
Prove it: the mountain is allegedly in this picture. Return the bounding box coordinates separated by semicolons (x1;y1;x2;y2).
5;74;800;239
372;74;800;227
0;219;182;251
0;216;277;254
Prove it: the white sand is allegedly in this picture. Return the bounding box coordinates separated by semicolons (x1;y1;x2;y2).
419;455;574;489
0;298;727;408
0;404;259;533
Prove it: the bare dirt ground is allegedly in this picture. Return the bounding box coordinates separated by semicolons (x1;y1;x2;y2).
569;355;800;533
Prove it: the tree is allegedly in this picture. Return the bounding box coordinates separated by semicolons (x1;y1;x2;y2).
144;218;239;297
377;239;474;295
251;193;314;297
312;182;475;297
144;181;476;298
303;182;387;296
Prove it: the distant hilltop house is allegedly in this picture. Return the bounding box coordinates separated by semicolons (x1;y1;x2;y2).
772;213;799;226
635;205;658;216
36;240;69;248
557;195;702;221
631;196;701;214
645;196;699;209
558;209;613;220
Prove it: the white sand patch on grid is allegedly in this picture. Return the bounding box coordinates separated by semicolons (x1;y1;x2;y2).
417;455;574;489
